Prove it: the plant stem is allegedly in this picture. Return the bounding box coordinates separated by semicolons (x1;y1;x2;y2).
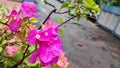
58;16;76;27
11;44;30;68
0;22;8;26
38;8;56;29
38;0;57;29
44;0;56;8
54;11;68;14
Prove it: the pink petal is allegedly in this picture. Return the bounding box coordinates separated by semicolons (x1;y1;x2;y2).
29;51;38;63
9;20;20;32
7;38;16;43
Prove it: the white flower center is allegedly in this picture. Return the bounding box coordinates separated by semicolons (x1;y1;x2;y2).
45;32;48;36
36;34;40;39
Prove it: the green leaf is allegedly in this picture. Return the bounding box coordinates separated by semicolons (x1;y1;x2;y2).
83;0;100;14
70;8;77;15
4;58;16;67
2;40;6;45
59;28;64;36
0;3;3;8
28;46;35;53
0;24;3;29
13;50;23;61
0;47;2;52
79;8;84;13
83;0;95;8
21;30;27;42
82;14;87;21
60;2;69;9
24;55;38;67
6;35;13;40
18;65;23;68
51;64;57;68
40;22;44;27
57;18;64;23
30;17;38;23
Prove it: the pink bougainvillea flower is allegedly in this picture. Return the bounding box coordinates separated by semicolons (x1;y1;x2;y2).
42;18;59;36
27;19;64;66
26;30;41;44
7;10;24;32
7;38;16;43
26;19;60;44
20;2;39;18
3;25;9;30
57;56;69;68
26;29;53;44
29;38;64;66
9;19;23;32
7;10;21;20
38;41;63;66
29;51;38;63
5;46;20;57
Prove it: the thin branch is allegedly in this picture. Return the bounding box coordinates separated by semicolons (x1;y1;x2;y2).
54;11;69;14
59;16;76;27
43;9;56;25
0;22;8;26
0;19;10;26
24;44;30;57
38;0;57;29
38;8;56;29
25;44;37;58
3;55;19;63
44;0;56;9
38;1;57;29
11;44;30;68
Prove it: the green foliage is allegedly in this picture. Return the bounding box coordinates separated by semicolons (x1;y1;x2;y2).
94;0;120;7
0;47;2;52
51;64;57;68
24;55;38;67
59;28;64;36
0;3;3;8
1;40;6;45
6;34;14;40
28;46;35;53
4;58;16;67
21;30;27;43
29;17;38;23
60;2;69;9
70;8;77;15
110;0;120;7
57;17;64;23
13;50;23;61
0;24;3;29
0;3;8;22
60;0;100;21
83;0;100;15
18;65;23;68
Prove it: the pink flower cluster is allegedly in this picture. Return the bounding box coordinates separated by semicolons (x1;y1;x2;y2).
57;56;69;68
5;46;20;57
26;19;64;66
5;1;66;67
7;2;39;32
20;2;39;18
